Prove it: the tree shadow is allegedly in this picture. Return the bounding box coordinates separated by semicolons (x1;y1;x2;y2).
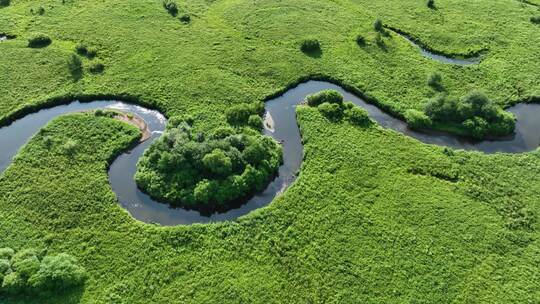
302;48;322;58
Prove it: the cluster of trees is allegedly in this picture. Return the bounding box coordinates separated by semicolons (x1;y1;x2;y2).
0;248;87;296
307;90;372;126
27;33;51;48
136;102;282;211
405;90;515;138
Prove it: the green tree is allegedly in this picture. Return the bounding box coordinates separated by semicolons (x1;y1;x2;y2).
203;149;232;177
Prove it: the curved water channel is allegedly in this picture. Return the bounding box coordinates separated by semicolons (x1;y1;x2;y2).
388;29;482;65
1;81;539;225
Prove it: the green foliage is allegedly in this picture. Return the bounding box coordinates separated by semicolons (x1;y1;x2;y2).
356;34;366;46
344;105;371;126
27;33;51;48
88;62;105;74
0;248;15;260
136;115;281;209
427;72;444;91
300;39;321;54
424;91;515;138
28;253;87;292
317;102;342;121
531;16;540;24
0;248;86;296
61;139;79;157
225;102;263;125
0;0;9;7
163;0;178;16
427;0;436;9
306;89;344;107
248;114;263;130
404;109;432;129
179;14;191;23
67;54;83;80
373;19;384;32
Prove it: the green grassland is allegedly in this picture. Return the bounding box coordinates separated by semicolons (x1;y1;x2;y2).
1;110;540;303
1;0;540;302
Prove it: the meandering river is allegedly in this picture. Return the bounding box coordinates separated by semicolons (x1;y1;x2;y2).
0;81;539;225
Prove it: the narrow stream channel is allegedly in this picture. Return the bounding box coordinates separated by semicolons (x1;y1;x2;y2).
389;30;482;65
0;81;539;225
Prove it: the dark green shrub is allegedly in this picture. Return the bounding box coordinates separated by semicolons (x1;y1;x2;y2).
225;102;263;125
356;34;366;46
203;149;233;177
28;33;52;48
67;54;83;80
424;94;460;122
300;39;320;54
463;117;488;139
345;106;370;126
75;43;88;55
427;0;435;9
427;72;443;91
37;6;45;15
0;0;10;7
405;109;432;129
318;102;342;121
248;114;263;130
88;62;105;74
531;16;540;24
424;90;515;138
162;0;178;16
179;14;191;23
373;19;383;32
307;90;344;107
226;104;252;125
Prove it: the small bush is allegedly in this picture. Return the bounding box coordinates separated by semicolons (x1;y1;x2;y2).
37;6;45;15
531;16;540;24
162;0;178;16
427;72;444;91
67;54;83;79
248;114;263;130
88;62;105;74
28;33;52;48
225;102;262;125
179;14;191;23
463;117;488;139
427;0;435;9
0;0;10;7
345;106;370;126
404;109;432;129
373;19;384;32
75;43;88;55
307;90;344;107
356;35;366;46
300;39;320;54
318;102;342;121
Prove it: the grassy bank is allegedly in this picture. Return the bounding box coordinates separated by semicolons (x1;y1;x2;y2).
0;110;539;303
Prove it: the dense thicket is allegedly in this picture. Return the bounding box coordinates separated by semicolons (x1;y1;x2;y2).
424;90;515;138
27;33;51;48
136;104;282;211
0;248;86;296
306;90;372;126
